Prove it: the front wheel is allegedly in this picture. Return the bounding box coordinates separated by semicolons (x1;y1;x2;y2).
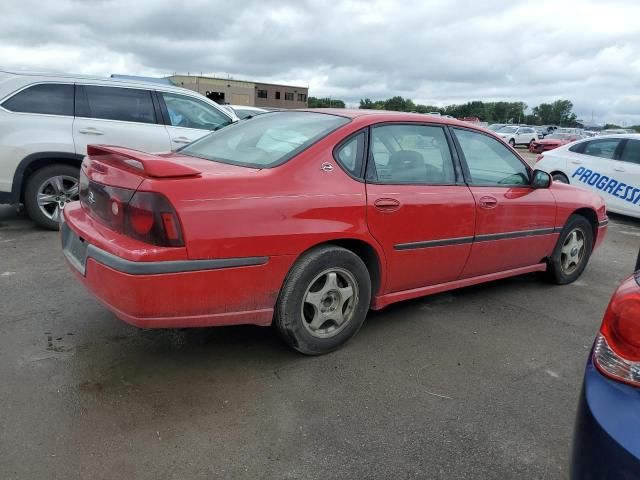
547;215;593;284
274;245;371;355
509;138;516;147
24;164;80;230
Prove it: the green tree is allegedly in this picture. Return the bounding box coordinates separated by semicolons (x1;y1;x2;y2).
308;97;345;108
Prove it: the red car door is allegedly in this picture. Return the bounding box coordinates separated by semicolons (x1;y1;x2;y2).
364;123;476;293
451;127;557;278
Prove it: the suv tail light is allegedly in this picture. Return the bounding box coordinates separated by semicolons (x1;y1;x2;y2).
79;171;184;247
593;275;640;387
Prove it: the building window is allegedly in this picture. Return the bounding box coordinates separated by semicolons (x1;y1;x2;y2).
298;93;307;102
257;89;268;99
285;92;294;101
275;91;281;100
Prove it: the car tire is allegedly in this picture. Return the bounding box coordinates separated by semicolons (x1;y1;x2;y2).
547;214;593;285
509;138;516;147
552;172;570;184
24;164;80;230
529;139;535;148
274;245;372;355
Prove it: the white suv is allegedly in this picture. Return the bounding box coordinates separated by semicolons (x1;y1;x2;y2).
495;125;539;148
0;70;237;229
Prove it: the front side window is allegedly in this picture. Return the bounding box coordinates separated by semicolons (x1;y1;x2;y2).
582;139;622;160
2;83;73;116
453;128;529;186
368;124;456;184
79;86;156;124
180;111;349;168
620;139;640;165
161;92;231;130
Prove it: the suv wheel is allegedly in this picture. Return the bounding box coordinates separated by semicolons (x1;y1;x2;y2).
509;138;516;147
24;164;80;230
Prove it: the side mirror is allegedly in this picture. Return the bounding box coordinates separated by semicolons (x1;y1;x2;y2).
531;169;551;189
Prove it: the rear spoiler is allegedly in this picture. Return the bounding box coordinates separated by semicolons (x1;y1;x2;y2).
86;145;201;178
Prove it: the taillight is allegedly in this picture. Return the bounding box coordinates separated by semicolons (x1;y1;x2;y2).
125;191;184;246
593;275;640;386
80;177;184;247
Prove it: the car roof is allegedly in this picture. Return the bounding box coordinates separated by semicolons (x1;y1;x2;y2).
299;108;480;129
0;68;194;94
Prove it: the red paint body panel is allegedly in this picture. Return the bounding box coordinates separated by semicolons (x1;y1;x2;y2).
365;184;475;292
461;186;557;277
62;110;609;330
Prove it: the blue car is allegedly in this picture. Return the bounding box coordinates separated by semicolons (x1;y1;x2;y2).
571;253;640;478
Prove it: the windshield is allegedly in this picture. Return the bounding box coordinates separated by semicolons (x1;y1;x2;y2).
497;126;517;133
180;111;350;168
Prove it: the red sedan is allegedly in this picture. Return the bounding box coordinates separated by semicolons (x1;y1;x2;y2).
62;110;608;354
529;133;583;153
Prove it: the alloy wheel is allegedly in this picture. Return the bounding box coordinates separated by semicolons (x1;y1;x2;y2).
36;175;79;222
560;229;586;275
301;268;359;339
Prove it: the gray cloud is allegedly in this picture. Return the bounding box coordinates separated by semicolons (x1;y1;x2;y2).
1;0;639;124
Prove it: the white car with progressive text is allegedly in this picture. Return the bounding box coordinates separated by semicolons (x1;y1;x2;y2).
536;134;640;218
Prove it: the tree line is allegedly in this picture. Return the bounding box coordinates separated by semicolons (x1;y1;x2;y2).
309;95;581;126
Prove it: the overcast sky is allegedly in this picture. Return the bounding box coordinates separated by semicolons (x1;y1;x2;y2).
2;0;640;125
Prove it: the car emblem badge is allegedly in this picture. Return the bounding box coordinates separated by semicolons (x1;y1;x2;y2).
321;162;334;172
87;190;96;205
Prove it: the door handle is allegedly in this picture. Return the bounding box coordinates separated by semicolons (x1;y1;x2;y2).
570;160;583;164
78;127;104;135
172;136;192;144
613;167;625;172
478;196;498;209
374;197;401;212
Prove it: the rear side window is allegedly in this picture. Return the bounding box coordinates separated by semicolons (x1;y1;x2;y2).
2;83;74;116
160;92;231;130
620;139;640;165
582;139;622;160
453;128;529;186
334;131;366;178
367;124;455;184
77;86;156;124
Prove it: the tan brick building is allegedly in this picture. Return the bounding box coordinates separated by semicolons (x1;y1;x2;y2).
168;75;308;109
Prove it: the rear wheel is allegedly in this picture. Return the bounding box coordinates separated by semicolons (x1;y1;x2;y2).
24;164;80;230
552;172;569;184
529;139;536;148
547;215;593;284
274;245;371;355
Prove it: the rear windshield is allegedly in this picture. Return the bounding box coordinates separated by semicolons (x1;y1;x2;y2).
180;111;349;168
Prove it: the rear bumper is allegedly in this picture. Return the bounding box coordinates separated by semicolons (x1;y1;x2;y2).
571;358;640;479
62;213;293;329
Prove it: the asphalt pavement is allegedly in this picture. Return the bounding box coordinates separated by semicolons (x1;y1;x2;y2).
1;201;638;480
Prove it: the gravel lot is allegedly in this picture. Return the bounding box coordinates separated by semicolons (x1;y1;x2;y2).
1;180;638;479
